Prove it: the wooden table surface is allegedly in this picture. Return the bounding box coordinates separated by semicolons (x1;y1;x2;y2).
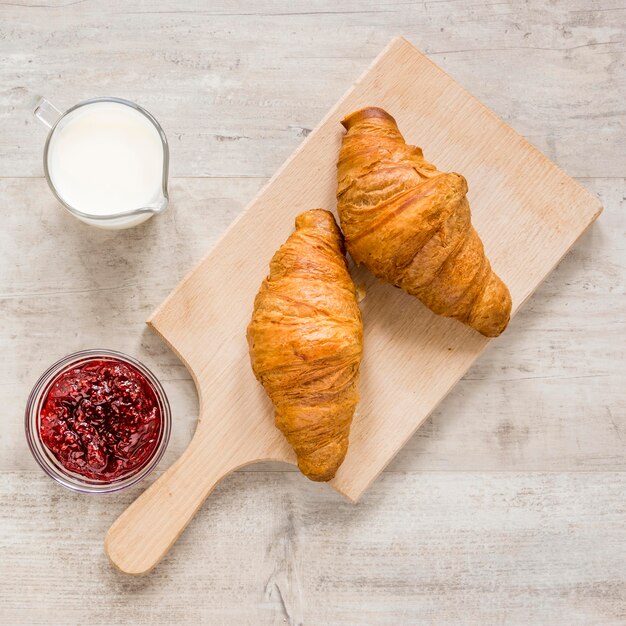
1;1;624;624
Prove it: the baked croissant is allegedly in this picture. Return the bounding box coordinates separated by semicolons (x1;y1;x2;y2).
247;209;363;481
336;107;512;337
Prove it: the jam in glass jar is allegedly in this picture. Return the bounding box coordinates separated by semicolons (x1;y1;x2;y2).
25;349;171;493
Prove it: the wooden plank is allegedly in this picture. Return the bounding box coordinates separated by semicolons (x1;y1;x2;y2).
1;0;624;178
2;471;625;625
1;177;622;477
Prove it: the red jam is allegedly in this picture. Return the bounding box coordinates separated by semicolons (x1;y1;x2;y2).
39;358;161;481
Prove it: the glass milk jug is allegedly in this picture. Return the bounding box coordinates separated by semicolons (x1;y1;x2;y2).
34;97;169;229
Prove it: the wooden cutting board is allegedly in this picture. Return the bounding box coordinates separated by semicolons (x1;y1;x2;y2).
105;36;602;574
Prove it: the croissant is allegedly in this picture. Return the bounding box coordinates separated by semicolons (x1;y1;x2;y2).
336;107;512;337
247;209;363;481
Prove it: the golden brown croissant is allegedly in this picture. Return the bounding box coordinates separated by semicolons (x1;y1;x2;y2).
247;209;363;481
337;107;512;337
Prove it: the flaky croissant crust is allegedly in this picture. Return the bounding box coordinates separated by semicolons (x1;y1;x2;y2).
247;209;363;481
337;107;511;337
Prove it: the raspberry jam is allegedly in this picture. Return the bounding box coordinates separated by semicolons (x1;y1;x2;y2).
26;350;170;492
38;358;161;481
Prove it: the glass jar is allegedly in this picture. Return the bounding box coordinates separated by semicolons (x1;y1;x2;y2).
25;349;171;493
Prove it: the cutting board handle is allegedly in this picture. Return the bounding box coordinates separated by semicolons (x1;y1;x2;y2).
105;431;264;575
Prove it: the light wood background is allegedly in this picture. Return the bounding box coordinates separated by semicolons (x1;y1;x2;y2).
0;1;624;624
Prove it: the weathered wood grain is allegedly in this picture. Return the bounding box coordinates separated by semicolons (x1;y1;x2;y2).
2;471;625;625
0;0;624;622
0;0;624;178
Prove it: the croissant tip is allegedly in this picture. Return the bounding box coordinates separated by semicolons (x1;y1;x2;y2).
341;106;397;131
299;462;339;482
294;208;337;231
304;470;336;482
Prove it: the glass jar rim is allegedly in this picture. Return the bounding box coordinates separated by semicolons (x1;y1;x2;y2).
25;349;171;494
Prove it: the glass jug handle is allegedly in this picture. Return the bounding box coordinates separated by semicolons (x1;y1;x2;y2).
34;97;62;129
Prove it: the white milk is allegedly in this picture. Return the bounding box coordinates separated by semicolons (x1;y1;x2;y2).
46;101;166;227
